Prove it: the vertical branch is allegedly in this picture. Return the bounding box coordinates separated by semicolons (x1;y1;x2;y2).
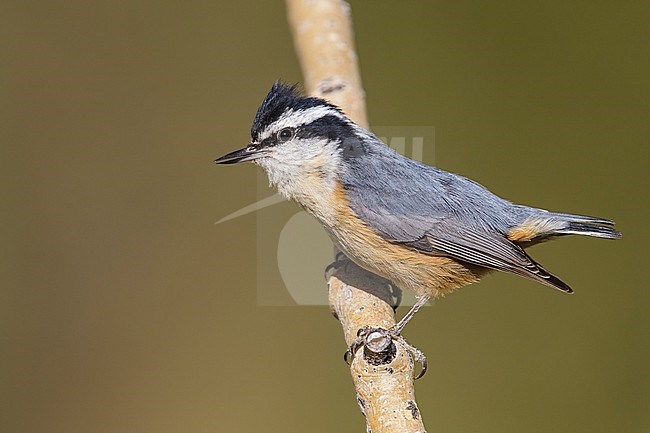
286;0;367;127
286;1;427;432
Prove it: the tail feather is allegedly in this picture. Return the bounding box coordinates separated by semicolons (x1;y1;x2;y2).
509;211;622;243
550;212;616;226
554;221;622;239
548;211;622;240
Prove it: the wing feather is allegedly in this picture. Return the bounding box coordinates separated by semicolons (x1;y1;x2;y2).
340;144;572;292
407;221;572;293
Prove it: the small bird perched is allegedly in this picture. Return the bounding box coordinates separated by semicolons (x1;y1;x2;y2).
216;81;621;335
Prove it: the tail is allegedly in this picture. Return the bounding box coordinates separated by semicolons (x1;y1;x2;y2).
508;210;622;244
505;210;620;294
548;212;622;240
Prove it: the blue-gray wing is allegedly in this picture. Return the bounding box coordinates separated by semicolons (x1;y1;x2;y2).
341;147;571;292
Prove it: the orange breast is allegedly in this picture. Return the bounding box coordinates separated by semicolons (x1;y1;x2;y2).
324;182;484;297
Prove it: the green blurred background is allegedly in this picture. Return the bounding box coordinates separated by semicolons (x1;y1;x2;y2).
2;1;648;432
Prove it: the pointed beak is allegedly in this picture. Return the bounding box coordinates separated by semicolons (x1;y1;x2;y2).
214;145;263;164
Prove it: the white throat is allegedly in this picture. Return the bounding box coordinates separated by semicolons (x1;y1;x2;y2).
256;138;342;220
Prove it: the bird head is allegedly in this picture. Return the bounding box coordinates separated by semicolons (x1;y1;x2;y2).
215;82;369;197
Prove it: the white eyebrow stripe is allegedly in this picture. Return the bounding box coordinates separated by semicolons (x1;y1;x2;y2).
258;106;346;141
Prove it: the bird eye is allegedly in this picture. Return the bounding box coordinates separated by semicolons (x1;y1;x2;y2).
277;128;294;142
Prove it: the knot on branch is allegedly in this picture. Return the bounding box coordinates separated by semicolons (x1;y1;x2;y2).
363;329;397;366
345;326;428;380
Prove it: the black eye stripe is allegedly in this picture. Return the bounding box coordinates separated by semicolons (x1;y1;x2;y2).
255;137;275;149
255;114;356;149
294;115;357;142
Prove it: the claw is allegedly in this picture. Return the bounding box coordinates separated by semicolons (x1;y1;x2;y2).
357;326;371;337
415;358;427;380
344;327;370;365
396;335;427;380
344;338;363;365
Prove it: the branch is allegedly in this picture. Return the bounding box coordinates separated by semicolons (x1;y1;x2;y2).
286;1;427;431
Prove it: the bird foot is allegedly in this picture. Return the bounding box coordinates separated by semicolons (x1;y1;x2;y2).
344;326;427;380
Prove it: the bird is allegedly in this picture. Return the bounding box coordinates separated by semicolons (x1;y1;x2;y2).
215;81;621;337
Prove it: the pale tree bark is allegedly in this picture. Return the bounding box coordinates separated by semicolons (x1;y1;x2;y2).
286;1;427;432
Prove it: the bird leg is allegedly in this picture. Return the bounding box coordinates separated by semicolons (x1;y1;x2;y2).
392;294;430;336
